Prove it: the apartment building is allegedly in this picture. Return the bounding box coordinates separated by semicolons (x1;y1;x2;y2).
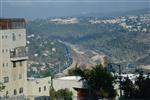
0;18;28;97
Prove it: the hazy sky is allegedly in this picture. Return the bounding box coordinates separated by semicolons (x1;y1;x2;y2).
0;0;150;19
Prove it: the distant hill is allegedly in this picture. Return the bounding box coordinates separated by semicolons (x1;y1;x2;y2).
74;8;150;18
26;9;150;73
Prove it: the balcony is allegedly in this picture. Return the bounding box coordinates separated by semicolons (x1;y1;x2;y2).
10;47;28;62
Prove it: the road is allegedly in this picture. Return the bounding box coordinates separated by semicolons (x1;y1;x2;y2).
61;41;103;74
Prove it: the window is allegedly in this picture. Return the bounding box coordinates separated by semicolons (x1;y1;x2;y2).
14;89;17;95
6;91;8;95
5;35;7;39
6;63;8;67
3;63;5;67
44;86;46;91
19;74;22;79
13;62;16;68
3;77;9;83
19;34;21;39
20;61;22;67
12;33;16;41
6;49;8;53
19;88;23;94
39;87;41;92
2;49;4;53
2;35;4;39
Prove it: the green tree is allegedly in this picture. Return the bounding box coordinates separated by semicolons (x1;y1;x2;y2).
121;77;135;98
49;74;55;100
55;88;73;100
68;67;85;77
135;72;150;99
49;86;56;100
68;64;117;99
0;82;5;92
135;72;145;98
142;75;150;98
121;72;150;99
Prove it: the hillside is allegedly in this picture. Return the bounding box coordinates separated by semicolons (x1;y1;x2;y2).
26;9;150;74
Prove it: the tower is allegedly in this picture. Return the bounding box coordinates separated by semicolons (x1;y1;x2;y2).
0;18;28;97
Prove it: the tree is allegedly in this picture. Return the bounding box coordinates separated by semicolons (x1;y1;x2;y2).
142;75;150;98
55;88;73;100
49;74;55;100
135;72;150;99
49;88;73;100
121;77;135;98
68;67;85;77
135;72;145;98
68;64;117;99
49;86;56;100
0;82;5;92
121;72;150;99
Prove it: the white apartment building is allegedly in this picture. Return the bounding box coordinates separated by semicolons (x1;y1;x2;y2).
0;18;28;98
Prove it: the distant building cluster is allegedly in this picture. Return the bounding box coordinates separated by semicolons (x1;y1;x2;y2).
89;15;150;33
49;18;79;24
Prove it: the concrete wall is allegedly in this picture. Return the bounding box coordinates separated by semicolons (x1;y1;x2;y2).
0;29;27;97
27;77;51;97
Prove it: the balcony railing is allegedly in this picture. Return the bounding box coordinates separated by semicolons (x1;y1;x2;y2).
10;47;28;61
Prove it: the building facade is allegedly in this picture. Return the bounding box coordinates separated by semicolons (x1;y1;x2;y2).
0;18;28;97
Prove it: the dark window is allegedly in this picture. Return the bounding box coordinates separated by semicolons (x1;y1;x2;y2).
39;87;41;92
6;63;8;67
14;89;17;95
6;91;8;95
12;33;16;41
13;62;16;68
44;86;46;91
5;35;7;39
6;49;8;53
19;88;23;94
2;49;4;53
19;34;21;39
20;61;22;66
19;74;22;79
3;77;9;83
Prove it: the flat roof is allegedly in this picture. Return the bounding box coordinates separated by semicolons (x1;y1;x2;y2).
57;76;82;81
0;18;25;22
0;18;25;29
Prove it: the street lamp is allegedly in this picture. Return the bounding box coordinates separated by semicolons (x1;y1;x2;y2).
107;63;122;97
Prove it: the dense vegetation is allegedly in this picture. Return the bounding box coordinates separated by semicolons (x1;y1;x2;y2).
68;64;117;99
67;65;150;99
121;72;150;99
49;88;73;100
27;37;72;77
27;17;150;71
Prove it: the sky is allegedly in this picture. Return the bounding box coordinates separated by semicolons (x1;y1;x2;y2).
0;0;150;20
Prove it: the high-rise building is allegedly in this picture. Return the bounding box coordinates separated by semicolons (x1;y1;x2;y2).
0;18;28;97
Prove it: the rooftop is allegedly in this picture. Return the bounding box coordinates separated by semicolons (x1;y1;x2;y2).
0;18;25;29
0;18;25;21
57;76;82;81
